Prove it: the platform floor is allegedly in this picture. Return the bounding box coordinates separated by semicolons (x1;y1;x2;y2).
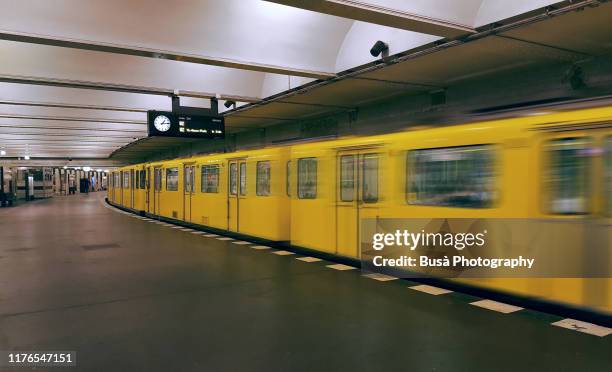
0;193;610;371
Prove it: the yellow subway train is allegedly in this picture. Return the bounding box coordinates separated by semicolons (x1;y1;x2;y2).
107;105;612;316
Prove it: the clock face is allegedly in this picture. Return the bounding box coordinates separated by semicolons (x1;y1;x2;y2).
154;115;171;132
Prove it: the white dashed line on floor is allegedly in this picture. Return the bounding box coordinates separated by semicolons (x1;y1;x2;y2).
216;237;234;241
251;245;270;250
296;256;322;263
551;319;611;337
470;299;523;314
409;284;453;296
326;264;356;271
204;234;219;237
232;241;251;245
363;273;398;282
272;250;295;256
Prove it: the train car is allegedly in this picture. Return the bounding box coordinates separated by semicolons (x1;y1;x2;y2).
108;165;147;213
140;147;291;241
289;106;612;313
107;105;611;315
0;166;16;206
289;134;397;257
207;147;290;241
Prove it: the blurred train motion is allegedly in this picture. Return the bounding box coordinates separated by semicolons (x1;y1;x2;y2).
108;106;612;314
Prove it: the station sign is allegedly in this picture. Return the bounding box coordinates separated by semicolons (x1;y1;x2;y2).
147;110;225;139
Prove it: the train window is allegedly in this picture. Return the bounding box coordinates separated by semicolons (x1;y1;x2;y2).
407;145;494;208
139;170;146;189
123;172;129;189
135;171;139;189
240;163;247;195
166;168;179;191
546;138;591;214
201;165;219;193
256;161;271;196
114;173;120;188
229;163;237;195
298;158;317;199
130;170;135;190
362;154;379;203
286;161;291;197
340;155;354;202
607;137;612;215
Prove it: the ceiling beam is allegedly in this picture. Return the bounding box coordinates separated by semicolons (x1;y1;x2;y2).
0;30;334;79
0;74;262;103
265;0;475;38
0;99;148;113
0;125;144;134
0;138;130;144
0;132;140;139
1;157;124;162
0;113;146;125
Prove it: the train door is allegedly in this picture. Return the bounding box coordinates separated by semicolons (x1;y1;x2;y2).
130;169;135;209
145;166;151;213
227;159;246;232
120;171;124;205
153;167;162;215
605;136;611;219
183;164;195;222
336;149;381;258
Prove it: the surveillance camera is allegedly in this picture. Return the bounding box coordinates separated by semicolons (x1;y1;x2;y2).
69;158;73;162
224;100;236;109
370;40;389;57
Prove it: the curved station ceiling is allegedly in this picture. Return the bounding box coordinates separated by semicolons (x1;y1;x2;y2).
0;0;608;162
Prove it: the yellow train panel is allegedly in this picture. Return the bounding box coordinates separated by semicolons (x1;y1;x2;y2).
106;105;612;314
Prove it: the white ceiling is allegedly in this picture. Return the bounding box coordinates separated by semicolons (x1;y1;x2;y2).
0;0;564;160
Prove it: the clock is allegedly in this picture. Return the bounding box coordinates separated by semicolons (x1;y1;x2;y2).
147;110;224;138
153;115;171;132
